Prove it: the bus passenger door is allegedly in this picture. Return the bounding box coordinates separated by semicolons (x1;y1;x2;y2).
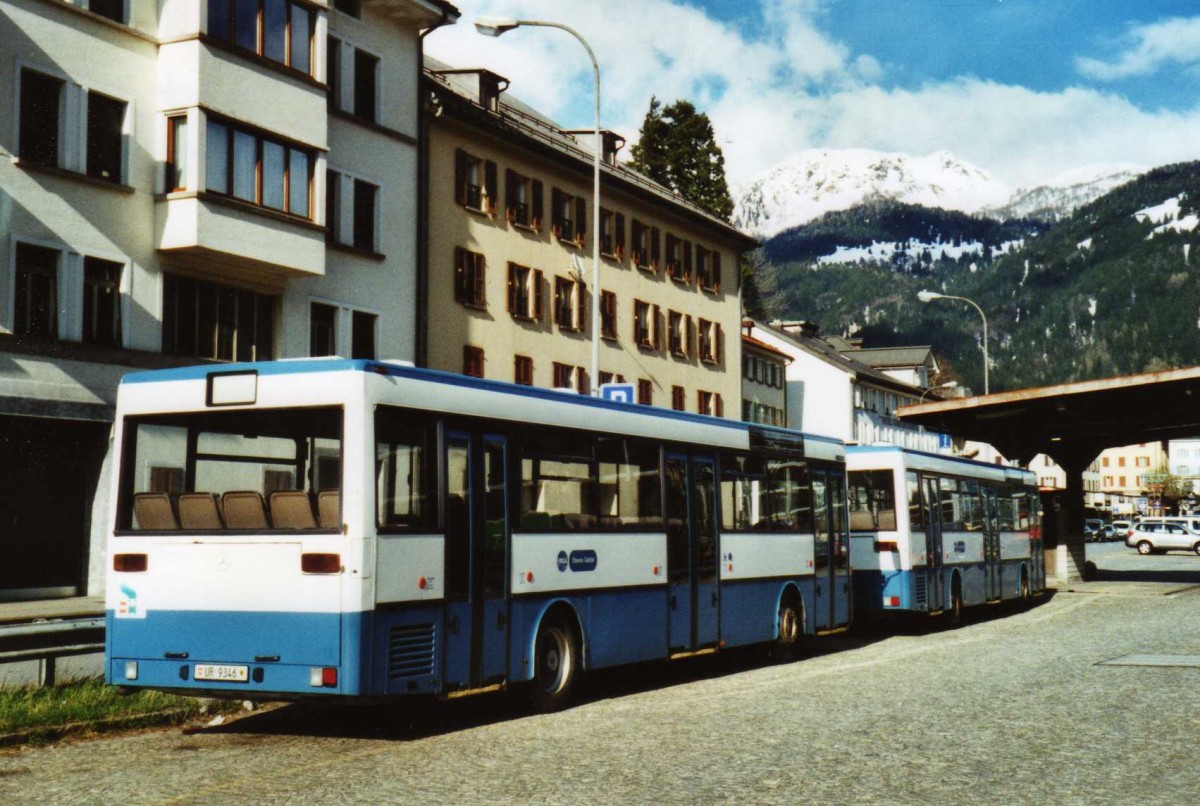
829;471;851;628
983;488;1002;601
665;454;720;653
922;476;945;613
479;436;509;684
443;432;509;691
811;471;832;630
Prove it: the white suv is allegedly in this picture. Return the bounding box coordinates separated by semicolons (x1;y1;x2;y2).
1125;520;1200;555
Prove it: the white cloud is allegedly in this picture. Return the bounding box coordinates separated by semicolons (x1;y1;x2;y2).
427;1;1200;189
1077;16;1200;81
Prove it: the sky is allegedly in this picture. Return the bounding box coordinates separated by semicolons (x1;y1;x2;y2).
425;1;1200;190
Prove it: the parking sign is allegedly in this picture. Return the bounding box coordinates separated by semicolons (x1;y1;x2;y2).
599;383;636;404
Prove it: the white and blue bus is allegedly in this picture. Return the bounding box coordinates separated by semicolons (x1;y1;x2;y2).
845;446;1043;622
105;359;851;707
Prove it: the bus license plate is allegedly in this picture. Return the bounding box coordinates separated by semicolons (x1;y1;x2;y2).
194;664;249;683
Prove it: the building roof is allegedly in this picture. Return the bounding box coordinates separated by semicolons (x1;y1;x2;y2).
742;334;793;362
840;345;936;370
424;57;758;250
752;320;922;395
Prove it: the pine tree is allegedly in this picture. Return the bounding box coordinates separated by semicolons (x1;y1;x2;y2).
628;97;734;222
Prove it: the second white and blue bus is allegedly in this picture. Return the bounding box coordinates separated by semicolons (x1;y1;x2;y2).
846;445;1043;622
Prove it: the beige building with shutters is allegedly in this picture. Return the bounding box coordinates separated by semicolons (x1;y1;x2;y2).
421;61;755;417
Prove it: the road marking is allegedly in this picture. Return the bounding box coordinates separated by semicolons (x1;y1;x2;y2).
1097;654;1200;668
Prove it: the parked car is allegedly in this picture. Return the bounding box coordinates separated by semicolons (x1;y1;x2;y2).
1125;520;1200;555
1085;519;1117;541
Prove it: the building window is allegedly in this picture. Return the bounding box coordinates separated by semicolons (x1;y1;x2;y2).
671;386;686;411
19;68;63;168
638;379;653;405
1102;456;1110;467
464;345;484;378
86;91;126;183
333;0;360;17
600;291;617;339
633;298;662;350
551;188;586;244
697;391;722;417
205;118;314;218
631;220;660;270
13;243;58;339
505;170;542;229
698;319;722;364
208;0;315;75
598;371;626;387
163;274;274;361
310;302;337;356
600;209;625;258
351;310;376;359
552;362;575;390
82;257;122;347
353;49;378;123
454;247;486;308
668;310;692;357
507;263;543;321
352;179;377;251
665;234;691;283
88;0;125;23
1136;456;1150;467
325;170;340;240
166;115;189;192
554;277;584;331
455;149;495;213
514;355;534;385
1119;475;1127;487
326;37;342;109
1118;457;1126;467
696;246;721;292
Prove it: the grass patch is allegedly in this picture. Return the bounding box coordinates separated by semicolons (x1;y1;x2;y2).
0;678;237;742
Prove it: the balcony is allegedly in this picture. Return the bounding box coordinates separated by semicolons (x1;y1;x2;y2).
156;194;326;283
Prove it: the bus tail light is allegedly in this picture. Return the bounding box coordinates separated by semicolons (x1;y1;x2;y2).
113;554;148;572
885;596;900;607
310;667;337;687
301;553;341;574
124;661;139;680
873;541;899;553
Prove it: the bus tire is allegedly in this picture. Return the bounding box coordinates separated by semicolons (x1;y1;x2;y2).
529;612;579;712
1020;567;1031;602
944;577;963;628
774;594;803;662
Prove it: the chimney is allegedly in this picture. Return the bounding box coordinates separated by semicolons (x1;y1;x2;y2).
774;320;821;338
563;130;626;166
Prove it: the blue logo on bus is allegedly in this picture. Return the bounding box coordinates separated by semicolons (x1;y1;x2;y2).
557;551;569;572
569;550;598;572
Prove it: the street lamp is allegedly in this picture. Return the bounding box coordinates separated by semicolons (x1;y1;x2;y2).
476;16;602;395
919;380;958;403
917;290;989;395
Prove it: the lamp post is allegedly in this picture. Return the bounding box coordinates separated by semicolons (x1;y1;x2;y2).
917;290;989;395
476;16;602;395
919;380;958;403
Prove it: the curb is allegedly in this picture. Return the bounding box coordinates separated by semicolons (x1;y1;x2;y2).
0;708;194;749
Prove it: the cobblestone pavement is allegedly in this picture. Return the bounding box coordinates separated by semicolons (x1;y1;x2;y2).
3;548;1200;805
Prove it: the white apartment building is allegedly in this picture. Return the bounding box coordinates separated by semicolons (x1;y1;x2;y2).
1168;438;1200;498
0;0;457;601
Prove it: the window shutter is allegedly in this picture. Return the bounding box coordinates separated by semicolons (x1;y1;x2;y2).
615;213;626;258
534;269;544;321
716;323;723;364
633;303;641;343
686;314;693;357
631;219;643;263
454;148;467;205
553;279;563;326
651;227;661;268
551;188;563;237
507;265;517;313
653;305;662;349
454;247;465;302
716;393;724;418
532;180;544;230
474;253;486;304
577;282;586;330
712;252;722;291
683;240;693;281
484;160;498;213
505;169;517;222
575;197;587;238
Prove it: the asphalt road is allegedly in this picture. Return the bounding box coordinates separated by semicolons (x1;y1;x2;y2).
3;542;1200;805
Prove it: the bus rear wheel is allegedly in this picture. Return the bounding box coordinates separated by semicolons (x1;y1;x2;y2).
529;614;579;712
944;578;963;628
774;597;802;662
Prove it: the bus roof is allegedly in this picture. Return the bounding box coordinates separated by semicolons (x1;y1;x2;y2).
846;444;1036;484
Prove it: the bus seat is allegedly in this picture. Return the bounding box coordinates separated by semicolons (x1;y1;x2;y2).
133;492;178;530
270;491;317;529
178;493;223;530
317;490;340;530
877;509;897;531
849;511;875;531
223;491;269;530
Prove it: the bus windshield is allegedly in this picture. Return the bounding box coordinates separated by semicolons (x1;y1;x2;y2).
117;406;342;533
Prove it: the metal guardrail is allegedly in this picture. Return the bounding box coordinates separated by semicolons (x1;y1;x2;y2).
0;617;106;686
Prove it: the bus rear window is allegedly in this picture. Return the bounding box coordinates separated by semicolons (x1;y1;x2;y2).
847;470;896;531
118;407;341;532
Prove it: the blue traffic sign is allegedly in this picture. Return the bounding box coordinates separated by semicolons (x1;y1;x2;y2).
599;383;636;404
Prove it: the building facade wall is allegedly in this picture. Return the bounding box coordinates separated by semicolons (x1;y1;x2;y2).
426;113;744;415
741;341;787;426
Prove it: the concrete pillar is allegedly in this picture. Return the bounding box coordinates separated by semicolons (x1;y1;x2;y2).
1051;451;1093;584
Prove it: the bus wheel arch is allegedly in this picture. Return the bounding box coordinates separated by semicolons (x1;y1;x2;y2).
945;572;963;627
527;601;583;712
1019;564;1031;601
773;584;804;662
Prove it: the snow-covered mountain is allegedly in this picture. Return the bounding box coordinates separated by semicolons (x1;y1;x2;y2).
732;149;1147;239
984;163;1145;221
732;149;1011;238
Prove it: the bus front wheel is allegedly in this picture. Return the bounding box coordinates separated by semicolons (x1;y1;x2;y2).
774;597;803;662
530;613;579;712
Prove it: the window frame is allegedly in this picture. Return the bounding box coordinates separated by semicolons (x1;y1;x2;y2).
204;115;315;220
454;247;487;309
207;0;317;77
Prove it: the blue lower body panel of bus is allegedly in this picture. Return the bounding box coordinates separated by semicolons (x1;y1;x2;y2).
106;609;364;697
853;569;926;613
